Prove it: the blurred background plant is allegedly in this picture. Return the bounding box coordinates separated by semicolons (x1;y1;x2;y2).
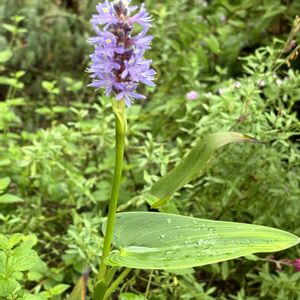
0;0;300;299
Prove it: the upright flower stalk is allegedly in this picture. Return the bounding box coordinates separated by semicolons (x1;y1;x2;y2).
97;100;126;282
88;0;155;292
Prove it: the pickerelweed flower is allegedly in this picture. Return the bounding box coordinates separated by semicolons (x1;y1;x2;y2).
88;0;155;107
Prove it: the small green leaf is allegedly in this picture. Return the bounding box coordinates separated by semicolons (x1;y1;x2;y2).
205;35;221;54
0;159;11;167
15;71;25;79
104;212;299;269
0;194;23;204
7;234;23;249
12;15;25;23
9;249;40;272
11;271;23;281
2;24;17;33
119;293;144;300
22;234;38;248
27;271;43;281
0;75;23;89
22;294;47;300
221;261;229;280
0;277;20;296
50;284;70;296
42;81;54;90
39;291;51;298
35;107;52;115
53;106;68;113
0;50;12;64
0;177;10;192
7;97;26;106
0;76;16;86
244;254;259;261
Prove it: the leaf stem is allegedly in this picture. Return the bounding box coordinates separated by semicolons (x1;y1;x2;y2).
98;100;126;282
145;270;153;299
103;268;131;300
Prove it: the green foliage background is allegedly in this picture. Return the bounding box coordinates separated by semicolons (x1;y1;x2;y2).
0;0;300;299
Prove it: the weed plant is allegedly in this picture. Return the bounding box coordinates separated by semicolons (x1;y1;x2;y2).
0;0;300;299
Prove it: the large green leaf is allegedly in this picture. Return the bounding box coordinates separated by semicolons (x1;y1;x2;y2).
144;132;258;208
104;212;299;269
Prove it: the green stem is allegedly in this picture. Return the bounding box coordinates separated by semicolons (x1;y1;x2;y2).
98;100;126;281
105;266;119;286
103;268;131;300
145;270;153;299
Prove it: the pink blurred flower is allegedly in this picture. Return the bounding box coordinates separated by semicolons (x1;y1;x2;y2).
292;259;300;271
220;15;227;23
186;90;199;101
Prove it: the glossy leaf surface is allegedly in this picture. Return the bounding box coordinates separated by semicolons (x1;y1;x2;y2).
104;212;299;269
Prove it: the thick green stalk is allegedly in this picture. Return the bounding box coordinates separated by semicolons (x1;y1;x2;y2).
98;100;126;281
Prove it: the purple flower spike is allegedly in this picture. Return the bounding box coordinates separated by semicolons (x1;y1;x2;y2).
88;0;155;107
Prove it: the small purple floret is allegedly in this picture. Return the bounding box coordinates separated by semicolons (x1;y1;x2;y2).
186;91;199;101
88;0;155;107
128;4;152;31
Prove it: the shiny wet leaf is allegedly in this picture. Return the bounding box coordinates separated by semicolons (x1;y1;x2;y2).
104;212;299;269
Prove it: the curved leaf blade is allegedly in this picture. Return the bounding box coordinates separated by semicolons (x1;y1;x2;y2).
104;212;299;269
147;132;258;208
67;271;89;300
